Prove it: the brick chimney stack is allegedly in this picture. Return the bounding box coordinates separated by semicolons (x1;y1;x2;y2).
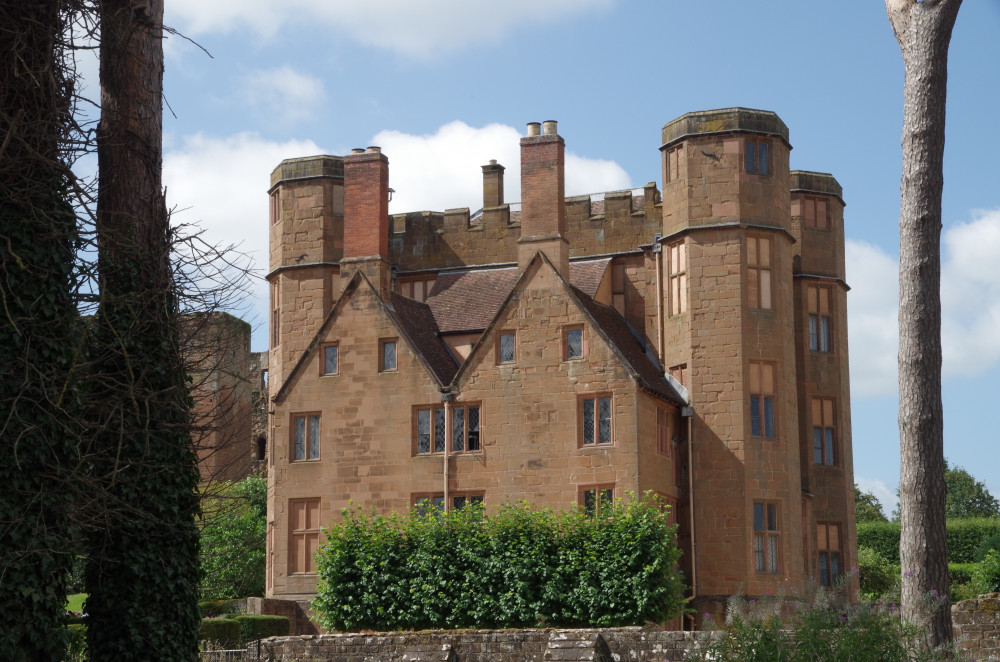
481;159;505;209
343;146;391;298
518;120;568;276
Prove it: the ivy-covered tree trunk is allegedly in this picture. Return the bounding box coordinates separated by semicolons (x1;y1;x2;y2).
0;1;80;659
84;0;201;659
885;0;962;650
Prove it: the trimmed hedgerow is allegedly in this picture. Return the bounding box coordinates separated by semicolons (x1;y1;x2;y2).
199;618;240;646
231;615;289;641
857;519;1000;564
312;495;684;631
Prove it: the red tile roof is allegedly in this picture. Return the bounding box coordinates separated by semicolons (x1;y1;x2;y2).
424;259;609;333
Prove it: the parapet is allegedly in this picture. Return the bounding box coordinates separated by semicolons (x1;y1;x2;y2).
661;107;789;148
790;171;844;202
270;155;344;190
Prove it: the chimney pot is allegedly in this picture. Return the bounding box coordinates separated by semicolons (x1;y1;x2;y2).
526;122;541;137
351;148;365;154
366;146;381;153
542;120;558;136
489;159;497;166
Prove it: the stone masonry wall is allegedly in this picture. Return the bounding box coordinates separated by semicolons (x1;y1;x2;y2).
953;593;1000;661
250;628;717;662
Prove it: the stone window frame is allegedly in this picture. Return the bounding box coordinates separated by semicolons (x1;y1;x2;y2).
748;361;776;439
579;393;614;447
320;342;339;376
290;412;321;462
398;276;437;303
412;492;485;516
269;190;280;225
807;284;833;353
579;484;615;518
271;281;280;348
656;405;674;458
744;139;770;176
656;491;678;526
288;497;321;575
413;403;482;455
496;330;517;365
665;144;683;182
746;235;773;310
667;241;688;317
803;196;830;231
811;397;837;467
379;337;398;373
564;324;585;361
753;501;781;573
817;521;842;587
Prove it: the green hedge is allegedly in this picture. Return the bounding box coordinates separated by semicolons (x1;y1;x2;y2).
857;518;1000;564
66;624;87;661
231;615;289;641
312;496;685;631
199;618;240;645
949;562;977;586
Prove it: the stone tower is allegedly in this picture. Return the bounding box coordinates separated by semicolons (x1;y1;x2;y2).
658;108;850;617
267;156;345;391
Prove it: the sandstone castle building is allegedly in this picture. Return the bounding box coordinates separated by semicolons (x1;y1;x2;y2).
264;108;856;626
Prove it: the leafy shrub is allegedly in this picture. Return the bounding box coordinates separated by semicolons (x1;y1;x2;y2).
857;521;901;563
231;614;290;640
974;530;1000;562
199;476;267;600
199;617;241;646
690;587;958;662
312;495;684;631
972;549;1000;594
858;546;897;599
198;598;243;618
66;624;87;662
949;563;979;602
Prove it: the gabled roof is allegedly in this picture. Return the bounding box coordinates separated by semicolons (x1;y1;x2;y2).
273;271;457;403
448;251;685;406
424;258;610;334
386;292;458;385
569;286;685;405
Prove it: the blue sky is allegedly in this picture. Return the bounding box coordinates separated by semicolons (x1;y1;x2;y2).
82;1;1000;512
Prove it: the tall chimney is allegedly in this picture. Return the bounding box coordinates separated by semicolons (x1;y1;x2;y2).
343;146;391;297
482;159;505;209
518;120;568;276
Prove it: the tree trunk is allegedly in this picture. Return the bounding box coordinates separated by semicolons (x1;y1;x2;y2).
886;0;962;650
85;0;201;659
0;1;80;659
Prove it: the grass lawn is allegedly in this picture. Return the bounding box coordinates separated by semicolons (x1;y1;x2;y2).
66;593;86;613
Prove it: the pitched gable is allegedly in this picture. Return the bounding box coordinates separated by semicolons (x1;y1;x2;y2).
273;271;457;403
449;251;684;405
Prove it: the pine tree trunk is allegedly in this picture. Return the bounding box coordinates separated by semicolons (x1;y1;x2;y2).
85;0;201;659
886;0;962;650
0;1;80;659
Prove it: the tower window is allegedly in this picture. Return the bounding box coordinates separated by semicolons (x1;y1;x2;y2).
808;285;832;352
753;502;780;572
747;236;772;310
749;362;775;438
745;140;769;175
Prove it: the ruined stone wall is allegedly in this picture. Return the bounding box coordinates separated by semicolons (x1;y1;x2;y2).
251;628;716;662
953;593;1000;661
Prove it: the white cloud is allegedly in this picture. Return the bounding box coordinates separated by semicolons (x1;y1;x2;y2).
166;0;614;58
846;240;899;397
374;120;632;214
242;67;326;127
940;209;1000;375
163;132;325;342
847;208;1000;397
